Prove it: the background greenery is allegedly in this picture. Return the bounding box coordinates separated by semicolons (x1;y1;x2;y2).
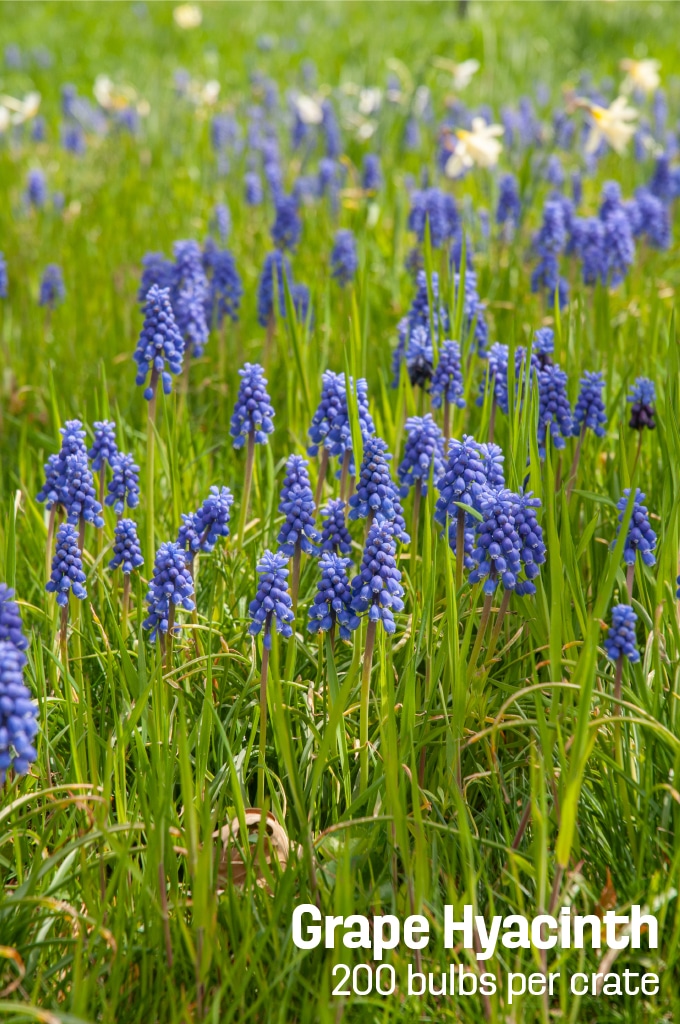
1;2;680;1022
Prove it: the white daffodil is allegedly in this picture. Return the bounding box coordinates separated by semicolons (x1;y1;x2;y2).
0;91;41;125
583;95;637;155
445;117;503;177
173;4;202;29
295;94;323;125
620;57;660;95
433;57;480;91
0;105;10;133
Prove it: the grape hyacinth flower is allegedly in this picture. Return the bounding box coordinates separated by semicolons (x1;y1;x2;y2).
0;642;38;783
0;253;8;300
573;371;607;438
568;370;607;497
38;264;65;309
244;171;263;206
25;168;47;208
477;440;506;490
468;488;523;596
63;450;104;530
434;434;488;585
138;252;173;302
205;249;242;328
231;363;275;543
496;173;520;236
277;455;321;607
143;542;195;648
109;517;143;633
46;523;87;620
105;453;140;516
89;421;118;472
615;488;657;578
512;491;546;596
351;521;404;790
170;240;209;358
408;188;458;248
405;325;434;389
362;154;382;192
109;518;144;575
330;229;358;286
531;198;568;309
319;499;353;556
271;194;301;251
0;584;28;662
398;415;445;498
605;602;640;715
349;436;410;543
627;377;656;431
307;371;374;501
230;362;275;449
133;284;185;401
213;202;231;242
537;363;573;458
430;339;465;437
479;343;510;430
190;486;234;554
605;604;640;664
249;548;294;806
308;552;359;642
257;250;291;330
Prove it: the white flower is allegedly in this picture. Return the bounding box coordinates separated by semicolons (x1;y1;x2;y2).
620;58;660;95
433;57;480;91
584;95;637;155
0;105;9;133
445;117;503;177
173;4;202;29
295;94;323;125
0;91;41;125
201;80;220;105
358;88;381;116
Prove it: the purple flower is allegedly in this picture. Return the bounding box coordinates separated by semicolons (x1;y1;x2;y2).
133;285;185;400
573;371;606;437
0;584;28;660
105;454;140;515
627;377;655;431
348;437;409;542
349;522;404;634
170;240;209;357
605;604;640;663
308;552;359;639
537;363;573;457
277;456;321;556
88;421;118;472
430;340;465;410
319;499;353;556
109;518;144;574
330;230;358;287
38;265;65;309
615;489;656;568
248;550;294;649
0;642;38;782
398;415;445;496
230;363;275;448
46;523;87;606
143;542;195;641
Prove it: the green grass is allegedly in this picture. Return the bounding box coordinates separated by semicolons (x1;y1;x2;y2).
1;2;680;1022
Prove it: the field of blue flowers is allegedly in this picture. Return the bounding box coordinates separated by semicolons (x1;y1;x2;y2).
1;2;680;1021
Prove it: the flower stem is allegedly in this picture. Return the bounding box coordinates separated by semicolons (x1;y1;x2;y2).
46;505;56;584
443;399;451;444
566;424;585;501
339;449;351;503
291;542;302;614
165;605;175;673
238;429;256;549
455;509;466;591
487;588;511;662
360;618;377;793
469;592;494;673
410;479;422;584
626;563;635;602
488;400;496;444
59;603;69;668
122;573;131;638
314;448;329;510
146;374;158;568
257;616;272;809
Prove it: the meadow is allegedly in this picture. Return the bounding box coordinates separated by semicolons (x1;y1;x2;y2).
1;2;680;1021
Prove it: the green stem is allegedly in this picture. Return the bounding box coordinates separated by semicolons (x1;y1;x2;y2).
360;618;377;794
146;375;158;568
314;448;329;510
291;542;302;614
257;618;272;808
122;574;131;639
469;592;494;673
165;604;175;673
455;509;465;591
339;449;351;503
566;424;585;501
238;429;256;549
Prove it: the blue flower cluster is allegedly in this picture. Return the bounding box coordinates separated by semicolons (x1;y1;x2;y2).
133;284;185;400
277;456;321;556
39;264;65;309
349;521;404;634
170;240;209;357
0;584;28;661
573;371;607;437
143;542;195;641
88;421;118;472
0;642;38;782
319;499;353;555
105;454;141;515
230;362;275;448
349;437;409;543
627;377;656;431
537;363;573;457
616;488;657;568
397;415;445;496
109;519;144;575
46;523;87;606
430;340;465;410
330;229;358;286
248;550;294;648
604;604;640;663
308;552;358;639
